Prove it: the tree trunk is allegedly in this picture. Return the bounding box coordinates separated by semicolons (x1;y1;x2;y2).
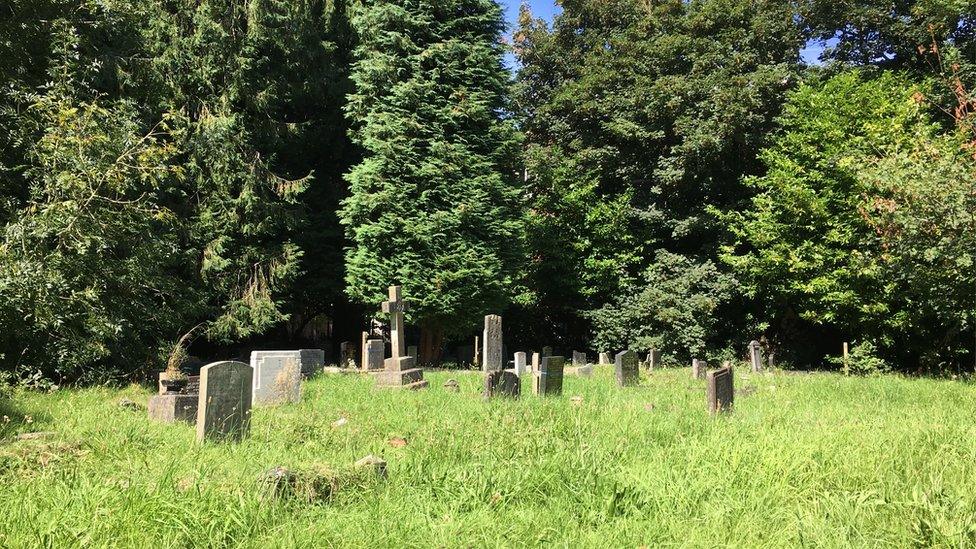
419;324;444;367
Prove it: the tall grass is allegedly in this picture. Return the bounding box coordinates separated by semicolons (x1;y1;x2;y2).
1;366;975;547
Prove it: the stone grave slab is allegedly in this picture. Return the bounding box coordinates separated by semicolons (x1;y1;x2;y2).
514;352;528;376
196;361;252;443
572;351;586;367
484;370;520;399
707;366;734;414
615;350;639;387
365;339;385;371
148;394;198;424
374;357;429;390
599;352;611;365
250;352;303;406
482;315;503;371
692;358;706;379
533;356;565;396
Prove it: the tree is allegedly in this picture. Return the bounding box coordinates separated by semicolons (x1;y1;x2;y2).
341;0;524;364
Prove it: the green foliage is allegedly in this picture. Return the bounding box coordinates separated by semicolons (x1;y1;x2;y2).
589;251;739;363
831;340;891;376
341;0;524;340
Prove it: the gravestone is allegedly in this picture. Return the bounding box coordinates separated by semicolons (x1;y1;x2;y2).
647;349;661;371
365;339;385;370
382;286;409;369
250;349;323;379
250;352;303;406
615;350;639;387
340;341;356;368
692;358;706;379
542;346;553;357
707;366;734;415
360;331;369;370
196;361;253;443
484;370;520;399
514;352;528;376
408;345;418;359
749;340;762;373
531;352;541;372
482;315;503;372
533;356;565;396
572;351;586;367
375;356;429;390
599;352;611;365
474;336;481;368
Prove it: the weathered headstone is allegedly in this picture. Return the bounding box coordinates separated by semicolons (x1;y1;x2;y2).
381;285;408;369
340;341;356;368
692;358;706;379
514;352;528;376
474;336;481;368
250;349;324;379
533;356;565;396
749;340;762;373
484;370;520;399
365;339;385;371
707;366;734;415
572;351;586;367
531;352;541;372
407;345;418;359
360;331;369;370
615;350;639;387
647;349;661;372
196;361;253;443
250;352;303;406
482;315;503;372
599;352;611;365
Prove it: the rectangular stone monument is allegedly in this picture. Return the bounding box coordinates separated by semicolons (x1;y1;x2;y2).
365;339;385;370
482;315;503;372
615;350;639;387
484;370;520;398
533;356;565;396
474;336;481;368
531;352;541;372
148;394;198;424
408;345;418;359
196;361;253;443
647;349;661;371
361;331;369;370
340;341;356;368
514;352;528;376
250;349;323;379
692;358;706;379
250;352;303;406
707;366;734;414
572;351;586;367
749;340;762;373
599;352;611;365
375;356;429;390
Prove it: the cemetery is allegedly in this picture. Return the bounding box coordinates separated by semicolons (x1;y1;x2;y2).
2;0;976;547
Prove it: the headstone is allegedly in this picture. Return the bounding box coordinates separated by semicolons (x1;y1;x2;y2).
407;345;418;359
533;356;565;396
360;331;369;370
196;361;253;443
250;352;302;406
531;352;541;372
365;339;385;370
692;358;706;379
707;366;734;415
572;351;586;367
749;340;762;373
484;370;520;399
542;346;553;357
575;364;594;378
599;352;611;365
381;285;408;369
340;341;356;368
482;315;503;371
614;350;639;387
647;348;661;371
514;352;528;376
843;342;849;374
374;356;429;390
249;349;323;379
148;394;198;424
474;336;481;368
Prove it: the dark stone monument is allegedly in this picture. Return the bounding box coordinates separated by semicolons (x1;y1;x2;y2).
533;356;565;396
707;366;734;415
692;358;706;379
647;349;661;372
482;315;503;372
196;361;253;443
614;350;639;387
749;340;762;373
484;370;520;399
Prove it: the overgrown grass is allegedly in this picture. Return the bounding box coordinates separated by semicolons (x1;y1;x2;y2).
1;366;975;547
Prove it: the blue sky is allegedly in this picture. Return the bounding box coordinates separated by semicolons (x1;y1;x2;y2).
499;0;825;65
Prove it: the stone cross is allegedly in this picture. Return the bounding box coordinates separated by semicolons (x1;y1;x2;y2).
381;285;408;367
514;352;528;376
749;340;762;373
196;361;253;443
707;365;734;414
533;356;565;396
615;350;639;387
599;352;611;365
692;358;706;379
482;315;503;371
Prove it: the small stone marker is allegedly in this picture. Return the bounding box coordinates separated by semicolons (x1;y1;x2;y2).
148;393;198;424
250;352;302;406
599;352;611;365
360;331;369;370
514;352;528;376
196;361;253;443
648;348;661;371
365;339;385;370
484;370;520;398
615;350;639;387
572;351;586;367
692;358;706;379
473;336;481;368
533;356;565;396
707;366;734;414
482;315;503;372
843;342;850;375
749;340;762;373
340;341;356;368
531;352;541;372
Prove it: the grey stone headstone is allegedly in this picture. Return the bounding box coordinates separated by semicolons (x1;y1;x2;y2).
250;349;323;378
514;352;528;376
647;349;661;371
533;356;565;396
407;345;418;359
531;352;541;371
365;339;385;370
707;366;734;414
482;315;503;372
692;358;706;379
572;351;586;367
484;370;520;399
615;350;639;387
196;361;253;443
599;352;611;365
250;352;303;406
749;340;762;373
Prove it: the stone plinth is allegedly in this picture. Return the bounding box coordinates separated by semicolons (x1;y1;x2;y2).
148;394;198;424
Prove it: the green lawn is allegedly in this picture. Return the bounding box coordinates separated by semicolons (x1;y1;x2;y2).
1;366;975;547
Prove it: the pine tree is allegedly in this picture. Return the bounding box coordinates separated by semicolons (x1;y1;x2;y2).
342;0;523;363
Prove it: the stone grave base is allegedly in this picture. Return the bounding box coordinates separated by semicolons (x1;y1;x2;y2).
373;369;429;390
484;370;520;398
148;394;198;424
